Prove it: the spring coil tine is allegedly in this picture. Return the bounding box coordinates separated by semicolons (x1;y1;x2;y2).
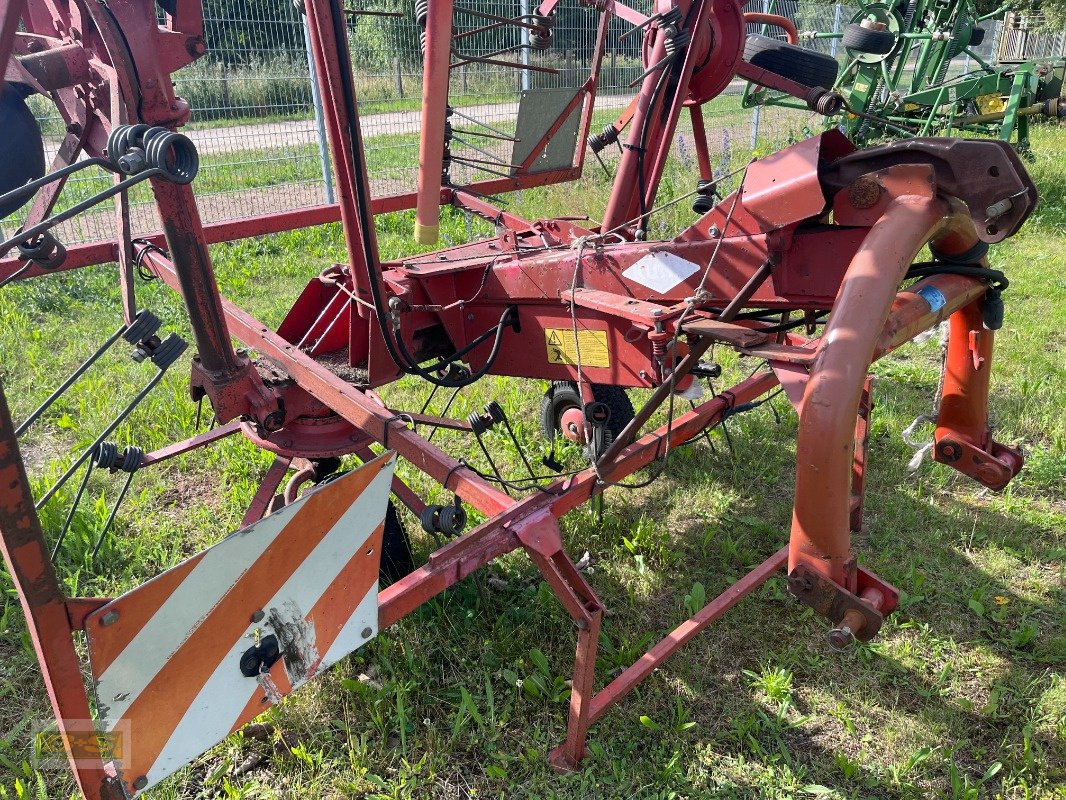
528;15;553;51
123;309;162;345
0;127;199;258
118;445;144;473
587;124;619;153
35;333;187;510
663;28;690;56
94;441;120;469
16;232;66;269
149;333;189;369
106;123;149;166
49;440;139;562
142;128;199;184
15;313;159;436
91;445;143;561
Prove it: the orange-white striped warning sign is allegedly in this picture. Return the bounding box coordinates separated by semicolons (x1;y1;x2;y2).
84;452;395;796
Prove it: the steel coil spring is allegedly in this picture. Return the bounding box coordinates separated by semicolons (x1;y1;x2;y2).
414;0;429;54
93;442;144;473
664;27;691;58
528;14;554;51
106;124;199;184
587;124;620;153
16;231;66;269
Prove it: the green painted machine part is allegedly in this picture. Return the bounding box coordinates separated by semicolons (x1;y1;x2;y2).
742;1;1065;150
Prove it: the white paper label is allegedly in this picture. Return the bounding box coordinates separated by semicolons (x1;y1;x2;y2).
622;252;701;294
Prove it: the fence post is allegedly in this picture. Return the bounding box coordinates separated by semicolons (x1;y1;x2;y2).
830;3;843;59
610;48;617;91
520;0;531;92
393;58;404;99
750;105;761;151
302;14;335;204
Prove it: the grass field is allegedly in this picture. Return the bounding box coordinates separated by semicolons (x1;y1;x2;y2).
0;122;1063;800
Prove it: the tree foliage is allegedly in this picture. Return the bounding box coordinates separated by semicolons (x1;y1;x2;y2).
192;0;1065;69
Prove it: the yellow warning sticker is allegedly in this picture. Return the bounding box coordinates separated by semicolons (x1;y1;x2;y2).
545;328;610;368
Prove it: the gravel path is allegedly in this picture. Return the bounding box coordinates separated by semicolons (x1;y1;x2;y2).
181;95;636;155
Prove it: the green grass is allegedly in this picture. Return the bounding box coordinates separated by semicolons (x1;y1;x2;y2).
0;122;1064;800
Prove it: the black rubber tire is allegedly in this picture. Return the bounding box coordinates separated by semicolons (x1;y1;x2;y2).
0;83;45;219
743;34;840;90
968;26;986;47
841;23;896;55
379;501;414;586
539;382;635;445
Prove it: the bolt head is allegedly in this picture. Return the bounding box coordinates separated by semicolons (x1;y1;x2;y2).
848;177;882;210
101;610;120;626
361;626;374;639
827;625;855;651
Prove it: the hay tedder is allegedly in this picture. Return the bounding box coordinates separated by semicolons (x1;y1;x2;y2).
0;0;1039;796
741;0;1065;147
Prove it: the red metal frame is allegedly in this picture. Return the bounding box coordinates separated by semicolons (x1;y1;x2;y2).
0;0;1036;795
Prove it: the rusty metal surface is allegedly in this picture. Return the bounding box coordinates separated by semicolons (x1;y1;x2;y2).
0;383;122;800
821;138;1039;242
0;0;1040;784
786;562;884;641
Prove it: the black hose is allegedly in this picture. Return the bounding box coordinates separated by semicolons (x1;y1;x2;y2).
393;306;518;388
328;0;513;389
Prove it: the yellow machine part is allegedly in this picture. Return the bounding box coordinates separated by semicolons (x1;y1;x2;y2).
976;94;1006;114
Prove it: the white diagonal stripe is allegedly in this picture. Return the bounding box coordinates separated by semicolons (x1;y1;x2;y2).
136;460;390;792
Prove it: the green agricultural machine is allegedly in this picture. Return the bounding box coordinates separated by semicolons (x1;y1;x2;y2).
741;1;1065;150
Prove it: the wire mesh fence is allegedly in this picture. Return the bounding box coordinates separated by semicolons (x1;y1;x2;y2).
4;1;1057;248
997;12;1066;62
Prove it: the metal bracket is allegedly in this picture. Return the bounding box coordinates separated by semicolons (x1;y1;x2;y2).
786;561;899;643
821;137;1039;242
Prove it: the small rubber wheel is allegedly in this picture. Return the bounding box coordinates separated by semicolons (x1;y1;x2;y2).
743;35;841;90
841;23;896;55
379;501;413;586
539;382;635;459
968;26;985;47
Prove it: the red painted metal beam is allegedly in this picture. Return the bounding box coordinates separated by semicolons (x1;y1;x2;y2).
137;246;514;519
585;546;789;726
0;384;122;800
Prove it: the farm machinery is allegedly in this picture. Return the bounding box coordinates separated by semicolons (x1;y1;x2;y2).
0;0;1039;797
741;0;1066;148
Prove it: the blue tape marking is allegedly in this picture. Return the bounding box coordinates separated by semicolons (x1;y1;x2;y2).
916;285;947;313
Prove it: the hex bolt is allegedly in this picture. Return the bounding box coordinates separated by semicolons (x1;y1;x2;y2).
361;626;373;639
101;610;120;627
117;150;146;175
827;624;855;651
828;608;867;651
133;775;148;790
251;609;265;623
